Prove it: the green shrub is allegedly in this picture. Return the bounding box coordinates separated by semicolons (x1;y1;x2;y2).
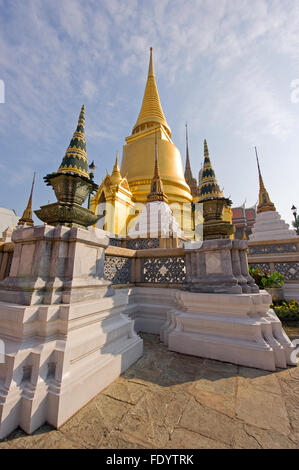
261;271;285;288
248;266;285;288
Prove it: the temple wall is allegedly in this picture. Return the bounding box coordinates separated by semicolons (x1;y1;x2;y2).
248;238;299;301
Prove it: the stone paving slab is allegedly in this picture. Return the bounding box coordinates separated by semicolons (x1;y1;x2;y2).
0;332;298;449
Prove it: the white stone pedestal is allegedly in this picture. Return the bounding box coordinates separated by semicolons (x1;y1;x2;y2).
161;290;295;371
0;225;142;439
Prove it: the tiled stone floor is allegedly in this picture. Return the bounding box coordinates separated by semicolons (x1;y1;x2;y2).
1;328;299;449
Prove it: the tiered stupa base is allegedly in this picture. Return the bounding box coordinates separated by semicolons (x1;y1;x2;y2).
128;200;184;239
249;210;297;241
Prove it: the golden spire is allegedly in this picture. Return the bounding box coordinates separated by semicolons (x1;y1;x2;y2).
18;172;35;226
147;132;168;203
184;123;193;181
110;152;122;185
255;147;276;213
132;48;171;138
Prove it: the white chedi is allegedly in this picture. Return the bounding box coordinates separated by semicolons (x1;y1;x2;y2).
128;201;183;239
249;210;298;241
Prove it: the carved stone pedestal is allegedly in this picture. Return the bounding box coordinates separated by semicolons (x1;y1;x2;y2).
0;225;142;439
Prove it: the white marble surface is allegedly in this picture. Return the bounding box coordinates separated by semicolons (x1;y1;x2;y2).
0;226;143;439
249;210;298;241
128;201;183;238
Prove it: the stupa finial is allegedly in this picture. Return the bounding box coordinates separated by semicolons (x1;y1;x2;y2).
132;48;171;138
18;172;35;227
254;147;276;213
184;122;193;181
147;131;168;203
111;152;122;185
148;47;154;77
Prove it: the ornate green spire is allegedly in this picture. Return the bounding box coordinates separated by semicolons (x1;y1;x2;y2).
198;140;224;201
36;105;99;229
58;105;89;179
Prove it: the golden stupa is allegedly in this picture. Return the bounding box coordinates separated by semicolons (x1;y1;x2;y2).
121;48;192;206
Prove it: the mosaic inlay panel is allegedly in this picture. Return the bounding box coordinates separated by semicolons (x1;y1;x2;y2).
104;256;131;284
249;243;298;255
109;238;122;247
274;262;299;281
141;257;186;284
126;238;160;250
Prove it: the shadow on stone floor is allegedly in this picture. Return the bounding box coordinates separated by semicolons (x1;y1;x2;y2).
121;333;279;389
1;332;298;449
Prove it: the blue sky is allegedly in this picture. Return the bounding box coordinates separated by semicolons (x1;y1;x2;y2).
0;0;299;226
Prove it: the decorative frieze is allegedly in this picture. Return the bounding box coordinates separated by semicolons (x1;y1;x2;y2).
141;256;186;284
274;262;299;281
126;238;160;250
249;243;298;255
104;255;131;284
109;237;123;247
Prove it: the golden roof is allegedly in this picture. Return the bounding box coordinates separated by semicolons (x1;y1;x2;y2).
132;48;171;138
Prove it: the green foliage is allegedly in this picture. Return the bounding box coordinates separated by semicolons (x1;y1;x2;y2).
260;271;285;288
248;266;285;288
271;300;299;321
291;216;299;235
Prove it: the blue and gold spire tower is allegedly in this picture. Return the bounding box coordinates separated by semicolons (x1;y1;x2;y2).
198;140;224;201
35;106;99;229
58;105;90;179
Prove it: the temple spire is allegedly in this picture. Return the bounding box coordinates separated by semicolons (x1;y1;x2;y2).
255;147;276;213
184;123;193;181
57;105;90;179
148;46;154;77
198;140;224;201
147;132;168;203
18;172;35;226
110;152;122;185
132;48;171;138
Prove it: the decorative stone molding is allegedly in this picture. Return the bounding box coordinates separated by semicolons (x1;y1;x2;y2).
249;243;298;255
0;225;143;439
184;239;258;294
141;256;186;284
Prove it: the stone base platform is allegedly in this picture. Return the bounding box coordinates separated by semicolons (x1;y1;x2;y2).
0;293;142;439
125;287;296;372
